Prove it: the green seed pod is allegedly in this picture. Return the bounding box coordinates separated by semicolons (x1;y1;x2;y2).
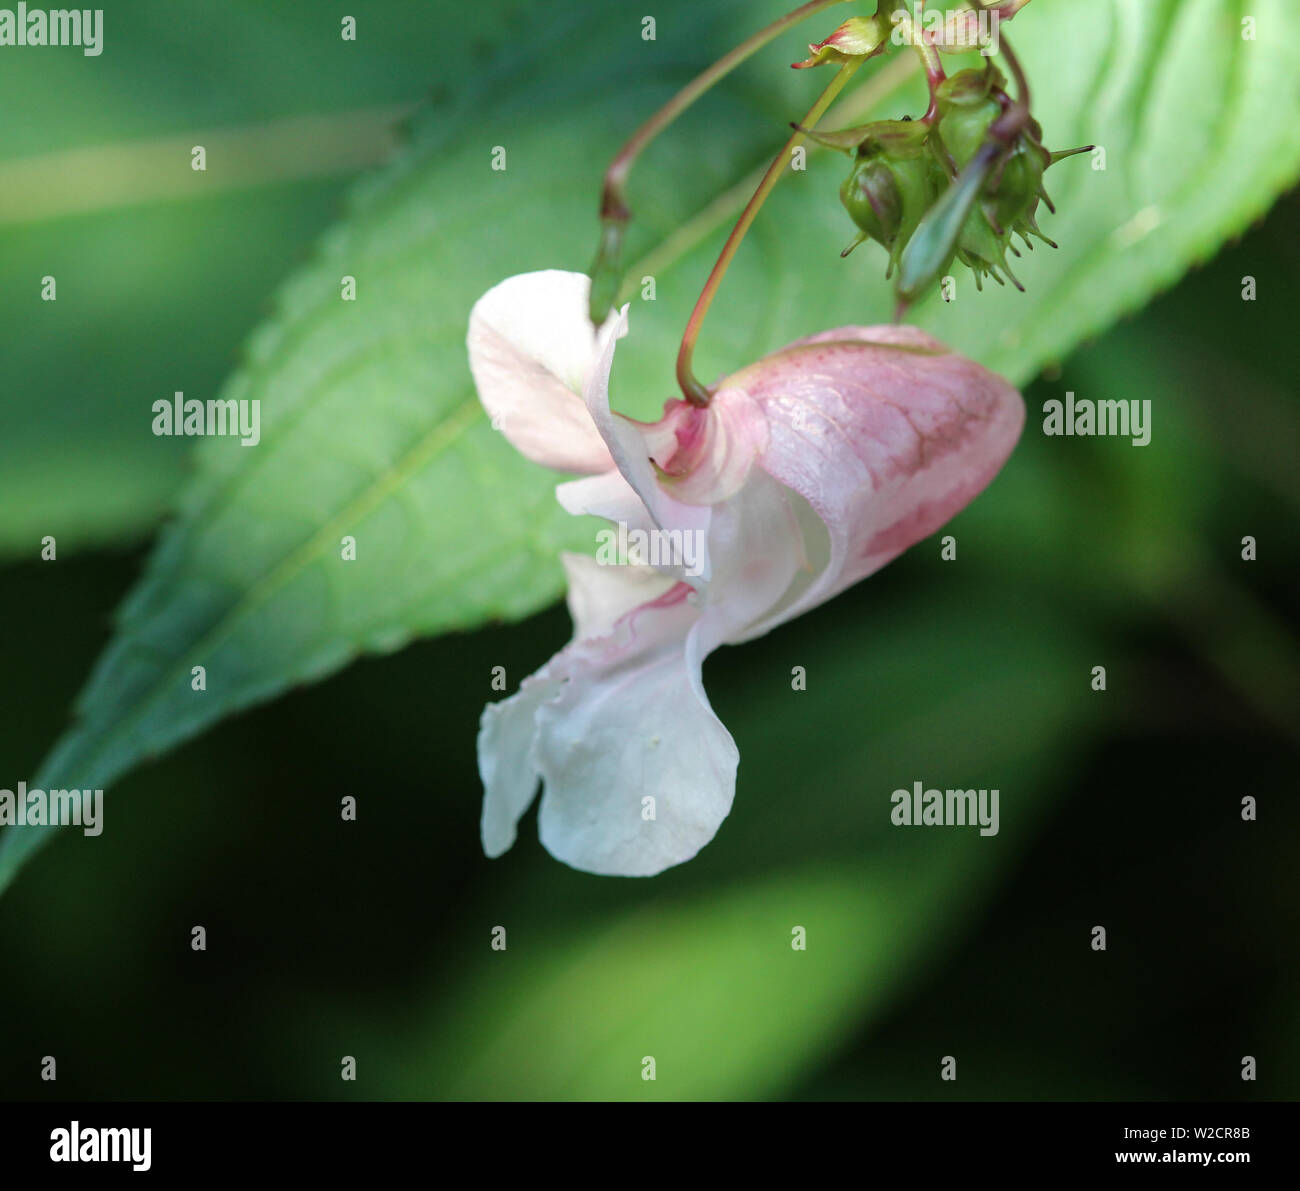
837;120;943;277
955;212;1023;292
989;142;1043;229
896;140;998;306
927;69;1063;293
934;68;1003;171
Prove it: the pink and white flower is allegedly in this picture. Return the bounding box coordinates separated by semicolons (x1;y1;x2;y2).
467;269;1024;876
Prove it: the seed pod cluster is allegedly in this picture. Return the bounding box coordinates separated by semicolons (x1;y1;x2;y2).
816;65;1086;304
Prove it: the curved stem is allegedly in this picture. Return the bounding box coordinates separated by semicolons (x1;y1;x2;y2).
990;31;1031;136
675;59;862;406
619;52;919;302
600;0;849;221
589;0;851;322
891;7;947;121
965;0;1029;137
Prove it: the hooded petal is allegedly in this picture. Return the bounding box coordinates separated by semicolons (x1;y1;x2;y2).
467;270;617;474
722;325;1024;640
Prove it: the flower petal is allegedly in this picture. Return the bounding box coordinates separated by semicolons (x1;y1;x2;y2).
556;468;712;588
575;312;714;576
481;548;741;873
533;584;737;876
477;578;739;876
693;469;806;652
529;473;806;874
479;665;564;859
723;325;1024;639
561;551;675;642
652;387;770;506
466;270;617;473
555;467;656;533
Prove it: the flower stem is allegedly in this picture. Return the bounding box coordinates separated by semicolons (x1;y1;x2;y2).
675;59;862;407
990;31;1031;136
890;6;947;121
619;52;918;302
589;0;850;323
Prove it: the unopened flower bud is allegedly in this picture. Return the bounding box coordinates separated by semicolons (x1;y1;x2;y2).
792;14;888;70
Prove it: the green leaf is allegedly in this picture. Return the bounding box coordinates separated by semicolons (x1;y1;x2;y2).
4;0;1299;893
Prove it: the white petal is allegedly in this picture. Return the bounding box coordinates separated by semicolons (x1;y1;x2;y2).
479;558;673;858
555;467;657;533
530;475;804;875
467;270;618;474
561;552;676;642
557;468;713;589
478;665;563;858
533;587;738;877
479;462;805;876
576;308;714;578
695;470;807;653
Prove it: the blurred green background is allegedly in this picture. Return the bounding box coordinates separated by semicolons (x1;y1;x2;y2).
1;0;1297;1100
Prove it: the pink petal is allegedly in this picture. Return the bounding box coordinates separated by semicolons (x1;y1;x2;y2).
651;387;770;506
724;325;1024;639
